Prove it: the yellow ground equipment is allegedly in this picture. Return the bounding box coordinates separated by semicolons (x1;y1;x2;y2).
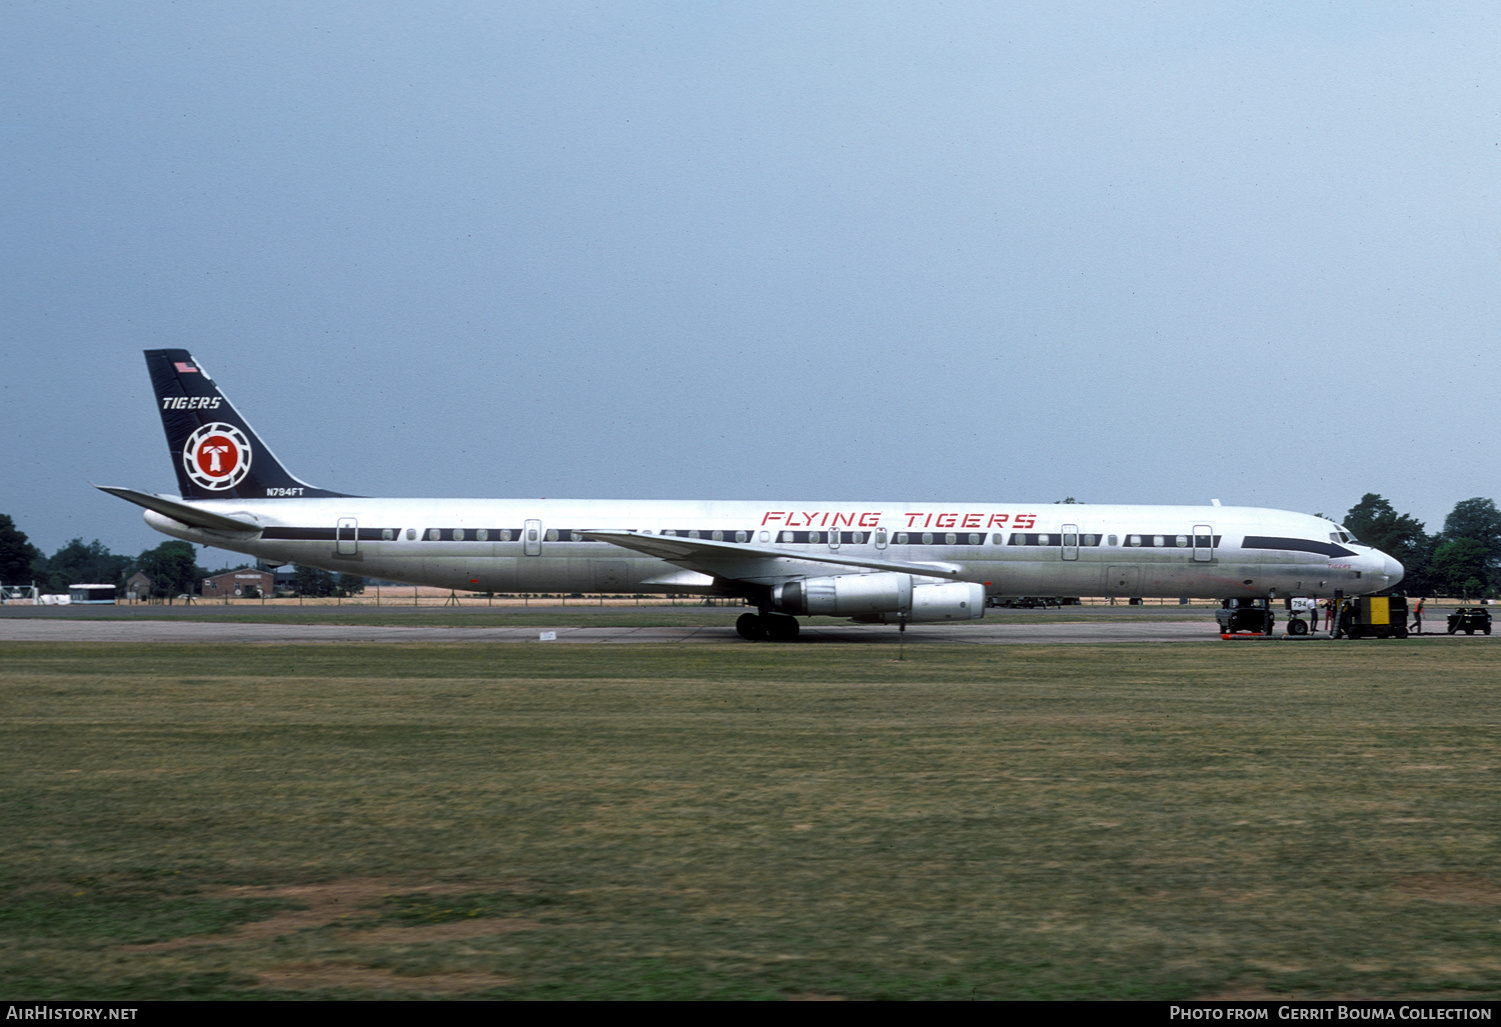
1334;594;1409;639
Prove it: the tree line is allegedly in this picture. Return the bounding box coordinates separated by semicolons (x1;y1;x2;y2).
0;514;363;599
1338;494;1501;599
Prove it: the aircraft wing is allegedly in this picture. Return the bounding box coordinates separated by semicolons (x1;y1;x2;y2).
95;485;263;535
581;529;969;584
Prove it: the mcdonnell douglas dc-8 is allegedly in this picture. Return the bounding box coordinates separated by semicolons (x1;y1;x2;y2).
100;350;1404;639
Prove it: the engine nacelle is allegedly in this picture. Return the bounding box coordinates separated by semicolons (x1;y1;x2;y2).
773;573;984;622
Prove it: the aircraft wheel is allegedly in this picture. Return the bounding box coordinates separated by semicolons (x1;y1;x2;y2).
765;615;800;641
736;612;766;640
1288;619;1308;636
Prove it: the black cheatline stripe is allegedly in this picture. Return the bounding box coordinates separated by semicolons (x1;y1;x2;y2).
262;527;338;541
1119;533;1224;549
1243;535;1355;558
1008;532;1106;547
776;530;877;544
890;531;988;546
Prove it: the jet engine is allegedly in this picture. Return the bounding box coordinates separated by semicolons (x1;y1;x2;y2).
772;572;985;622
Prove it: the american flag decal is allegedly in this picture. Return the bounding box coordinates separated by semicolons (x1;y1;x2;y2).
175;361;198;373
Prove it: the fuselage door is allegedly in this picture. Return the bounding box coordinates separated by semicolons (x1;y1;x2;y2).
1061;523;1080;561
524;518;542;557
336;517;358;556
875;528;888;550
829;527;841;551
1192;524;1214;562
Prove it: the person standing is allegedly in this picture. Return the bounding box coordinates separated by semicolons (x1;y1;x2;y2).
1410;597;1424;635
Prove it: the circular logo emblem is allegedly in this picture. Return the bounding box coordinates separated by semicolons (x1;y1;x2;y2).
183;422;252;491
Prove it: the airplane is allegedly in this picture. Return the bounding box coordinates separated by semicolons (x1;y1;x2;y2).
99;349;1405;640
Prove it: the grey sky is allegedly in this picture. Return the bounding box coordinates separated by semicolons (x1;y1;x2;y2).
2;2;1497;563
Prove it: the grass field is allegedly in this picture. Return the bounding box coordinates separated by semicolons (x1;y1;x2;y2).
2;640;1498;1000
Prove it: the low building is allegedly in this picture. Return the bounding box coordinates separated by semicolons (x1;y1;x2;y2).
124;572;152;601
201;568;274;598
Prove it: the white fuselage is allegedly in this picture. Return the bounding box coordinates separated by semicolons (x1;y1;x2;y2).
144;497;1403;603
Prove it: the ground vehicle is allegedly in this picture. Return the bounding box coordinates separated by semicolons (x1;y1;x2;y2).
1334;594;1409;639
1216;597;1274;635
1446;607;1492;635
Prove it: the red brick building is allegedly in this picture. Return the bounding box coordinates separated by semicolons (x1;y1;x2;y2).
201;568;273;598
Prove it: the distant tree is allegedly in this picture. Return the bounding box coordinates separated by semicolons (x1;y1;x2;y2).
1341;494;1431;589
295;565;336;598
336;572;366;597
37;538;132;593
1443;498;1501;558
1431;538;1491;599
0;514;41;584
136;541;202;598
1054;497;1080;504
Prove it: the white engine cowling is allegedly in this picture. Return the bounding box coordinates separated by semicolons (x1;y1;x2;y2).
773;573;984;622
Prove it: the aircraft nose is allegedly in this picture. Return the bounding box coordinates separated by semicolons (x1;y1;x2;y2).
1379;551;1405;590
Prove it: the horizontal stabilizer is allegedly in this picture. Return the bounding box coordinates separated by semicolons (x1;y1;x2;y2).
95;485;263;534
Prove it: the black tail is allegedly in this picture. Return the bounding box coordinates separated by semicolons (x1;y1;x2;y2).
146;349;350;500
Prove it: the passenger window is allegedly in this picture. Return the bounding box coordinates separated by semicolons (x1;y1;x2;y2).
809;532;821;543
406;529;416;540
1084;534;1096;546
1153;535;1164;547
427;528;440;541
1176;535;1187;547
759;531;769;542
922;532;933;545
571;532;583;542
896;533;909;545
852;532;864;544
689;530;699;538
476;529;488;542
1038;534;1049;545
1108;535;1117;547
945;532;957;545
501;529;512;542
735;531;747;543
992;533;1004;545
712;530;723;541
453;528;464;541
663;529;676;536
968;533;980;545
1129;535;1141;547
382;529;394;541
545;529;558;542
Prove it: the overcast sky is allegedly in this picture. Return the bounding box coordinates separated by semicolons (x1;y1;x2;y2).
3;2;1497;564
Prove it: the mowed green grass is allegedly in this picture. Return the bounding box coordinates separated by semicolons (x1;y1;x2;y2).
1;641;1498;1000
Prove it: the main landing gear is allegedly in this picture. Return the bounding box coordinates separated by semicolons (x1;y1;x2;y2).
736;612;801;641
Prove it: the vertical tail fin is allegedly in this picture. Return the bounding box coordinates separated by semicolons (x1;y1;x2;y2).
146;349;350;500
